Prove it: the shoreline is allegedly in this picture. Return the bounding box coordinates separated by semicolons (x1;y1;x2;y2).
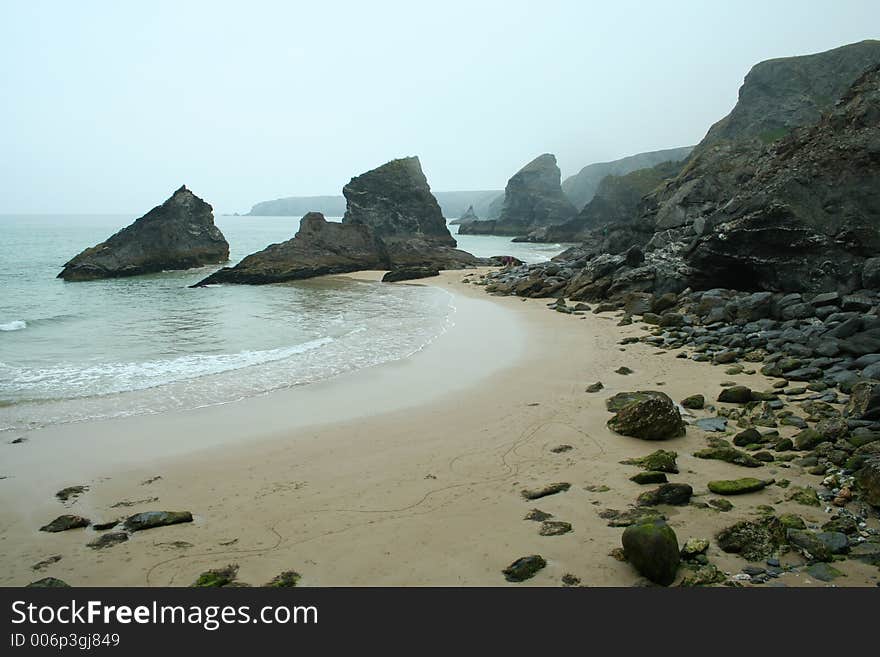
0;270;877;587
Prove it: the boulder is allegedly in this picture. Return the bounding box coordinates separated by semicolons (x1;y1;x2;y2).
123;511;193;532
636;483;693;506
621;519;680;586
607;391;686;440
707;478;772;495
59;186;228;281
855;456;880;507
621;449;679;473
846;382;880;420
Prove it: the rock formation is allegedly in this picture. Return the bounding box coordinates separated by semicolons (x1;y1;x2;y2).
195;157;477;286
58;186;229;281
195;213;389;284
449;204;479;226
458;154;576;236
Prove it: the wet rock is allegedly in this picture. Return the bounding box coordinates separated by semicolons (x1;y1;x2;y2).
87;532;129;550
561;573;581;587
733;428;764;447
92;520;120;531
503;555;547;582
630;471;668;485
585;381;604;393
696;417;728;432
793;429;828;450
805;562;844;582
694;438;763;467
124;511;193;532
636;483;693;506
620;449;679;473
539;521;573;536
681;394;705;410
521;482;570;500
40;515;90;533
846;382;880;421
707;478;773;495
787;530;833;562
622;519;680;586
615;366;634;375
607;391;686;440
599;507;666;527
716;516;787;561
717;386;753;404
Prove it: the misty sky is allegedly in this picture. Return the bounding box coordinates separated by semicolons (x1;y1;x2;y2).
0;1;876;214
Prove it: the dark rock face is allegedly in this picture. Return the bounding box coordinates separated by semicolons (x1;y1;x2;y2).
342;156;455;247
195;213;388;285
123;510;193;532
40;515;90;532
59;186;229;281
621;519;680;585
196;158;477;286
459;154;576;236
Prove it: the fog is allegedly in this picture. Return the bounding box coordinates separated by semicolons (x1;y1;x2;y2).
0;0;875;213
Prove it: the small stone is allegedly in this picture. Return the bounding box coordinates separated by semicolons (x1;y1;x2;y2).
524;509;553;522
637;483;693;506
615;366;634;375
680;538;710;558
265;571;301;588
550;444;572;453
707;478;772;495
192;564;239;587
586;382;604;393
124;510;193;532
40;515;90;533
681;394;705;410
561;573;581;586
87;532;129;550
630;471;668;485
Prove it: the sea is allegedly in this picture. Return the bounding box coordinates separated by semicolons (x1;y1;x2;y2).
0;214;568;434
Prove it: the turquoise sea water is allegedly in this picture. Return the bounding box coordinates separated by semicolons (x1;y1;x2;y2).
0;214;566;433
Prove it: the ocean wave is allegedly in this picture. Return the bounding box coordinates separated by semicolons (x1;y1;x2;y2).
0;320;26;331
1;335;336;400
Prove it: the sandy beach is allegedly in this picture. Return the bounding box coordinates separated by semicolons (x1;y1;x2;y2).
1;269;877;587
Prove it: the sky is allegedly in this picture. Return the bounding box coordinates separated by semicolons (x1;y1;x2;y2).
0;0;876;214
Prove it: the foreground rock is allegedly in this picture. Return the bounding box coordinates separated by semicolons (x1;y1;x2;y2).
855;456;880;507
123;511;193;532
195;158;477;286
621;519;680;586
27;577;71;588
59;186;229;281
502;555;546;582
521;482;570;500
459;154;576;236
40;515;90;533
707;478;772;495
716;516;787;561
192;564;239;587
607;391;686;440
87;532;129;550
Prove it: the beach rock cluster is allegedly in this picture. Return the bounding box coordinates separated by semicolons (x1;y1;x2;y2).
196;157;478;286
59;186;229;281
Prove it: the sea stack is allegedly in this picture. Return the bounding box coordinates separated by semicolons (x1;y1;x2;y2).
194;157;476;286
450;205;479;226
459;153;576;236
58;185;229;281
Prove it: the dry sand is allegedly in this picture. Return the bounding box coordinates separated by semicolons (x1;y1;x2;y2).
1;269;877;587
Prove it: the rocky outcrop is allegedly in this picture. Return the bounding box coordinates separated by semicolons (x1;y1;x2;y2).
561;146;694;210
449;204;479;225
459;154;576;236
196;157;477;286
59;186;229;281
195;213;389;285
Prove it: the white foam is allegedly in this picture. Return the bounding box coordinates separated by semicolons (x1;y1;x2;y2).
0;320;26;331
